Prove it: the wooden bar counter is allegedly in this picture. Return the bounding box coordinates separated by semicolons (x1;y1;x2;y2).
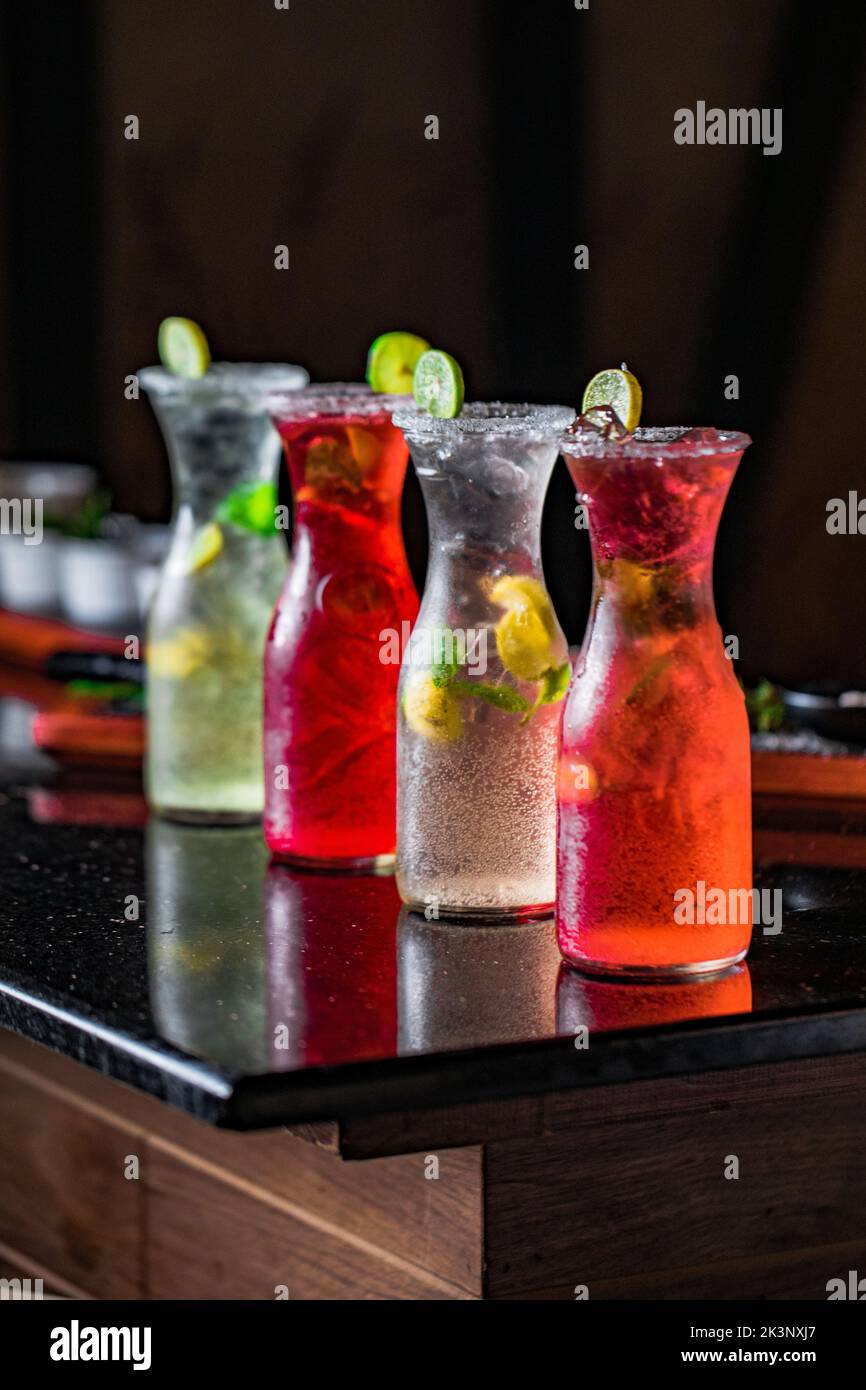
2;764;866;1300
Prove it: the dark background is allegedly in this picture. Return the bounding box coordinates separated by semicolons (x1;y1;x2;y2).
0;0;864;683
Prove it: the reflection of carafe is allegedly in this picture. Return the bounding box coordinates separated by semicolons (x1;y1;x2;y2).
397;908;561;1054
147;819;269;1071
264;863;399;1068
556;962;752;1035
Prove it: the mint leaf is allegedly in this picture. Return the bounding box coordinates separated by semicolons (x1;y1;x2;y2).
624;654;672;707
539;661;571;705
216;481;279;536
431;626;462;687
452;680;530;714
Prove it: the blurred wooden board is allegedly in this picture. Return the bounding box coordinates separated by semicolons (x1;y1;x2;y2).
752;748;866;799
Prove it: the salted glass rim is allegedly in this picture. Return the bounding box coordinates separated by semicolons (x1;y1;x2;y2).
265;383;417;421
393;401;575;439
138;362;310;399
560;425;752;458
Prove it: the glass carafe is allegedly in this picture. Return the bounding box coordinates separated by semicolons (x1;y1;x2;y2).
141;363;307;822
393;402;574;919
263;386;418;868
558;425;753;976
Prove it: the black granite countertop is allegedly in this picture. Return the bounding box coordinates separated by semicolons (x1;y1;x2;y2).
2;730;866;1128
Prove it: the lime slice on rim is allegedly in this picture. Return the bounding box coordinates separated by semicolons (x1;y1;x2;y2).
158;317;211;379
216;481;279;535
412;349;465;419
185;522;223;573
581;366;642;432
366;331;430;393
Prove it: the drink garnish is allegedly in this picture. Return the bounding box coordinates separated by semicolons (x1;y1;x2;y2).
412;349;465;419
216;481;280;535
580;365;642;432
538;661;571;704
403;673;463;742
303;437;362;492
157;317;211;379
405;579;568;740
430;626;463;688
366;331;430;393
451;680;530;714
185;521;223;573
490;574;559;682
520;658;572;724
147;626;211;677
623;652;672;707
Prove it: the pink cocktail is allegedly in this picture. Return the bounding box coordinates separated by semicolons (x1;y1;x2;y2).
558;425;753;977
264;387;418;867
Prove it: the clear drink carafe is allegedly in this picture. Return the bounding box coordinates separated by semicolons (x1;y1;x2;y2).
141;362;307;822
558;424;753;976
393;402;573;919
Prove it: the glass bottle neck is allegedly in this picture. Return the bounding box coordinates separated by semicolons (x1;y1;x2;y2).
291;499;405;572
592;549;716;622
152;398;282;522
418;469;547;578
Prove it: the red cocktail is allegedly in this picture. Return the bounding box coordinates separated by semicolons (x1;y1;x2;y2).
558;425;752;976
264;387;418;866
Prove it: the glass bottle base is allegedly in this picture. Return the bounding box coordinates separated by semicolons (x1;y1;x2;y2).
269;850;396;875
402;898;554;925
560;948;748;982
152;806;261;827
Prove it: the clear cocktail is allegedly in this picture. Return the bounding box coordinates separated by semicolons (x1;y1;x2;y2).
142;362;307;822
393;402;573;918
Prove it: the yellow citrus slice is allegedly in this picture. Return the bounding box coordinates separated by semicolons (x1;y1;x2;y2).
581;366;642;431
495;605;557;681
185;521;223;574
491;574;560;681
403;674;463;743
614;559;654;606
147;628;210;679
304;437;362;491
490;575;555;630
345;426;380;474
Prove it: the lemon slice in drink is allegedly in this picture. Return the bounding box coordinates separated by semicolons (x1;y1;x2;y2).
366;331;430;393
185;521;223;574
148;627;211;678
495;607;557;681
491;574;559;681
403;674;463;742
490;575;552;616
157;317;211;379
581;365;642;431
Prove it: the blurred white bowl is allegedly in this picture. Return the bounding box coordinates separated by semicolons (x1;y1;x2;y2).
58;537;141;630
0;532;64;613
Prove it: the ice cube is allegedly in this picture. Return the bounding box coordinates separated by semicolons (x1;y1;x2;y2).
483;455;530;496
571;405;631;442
